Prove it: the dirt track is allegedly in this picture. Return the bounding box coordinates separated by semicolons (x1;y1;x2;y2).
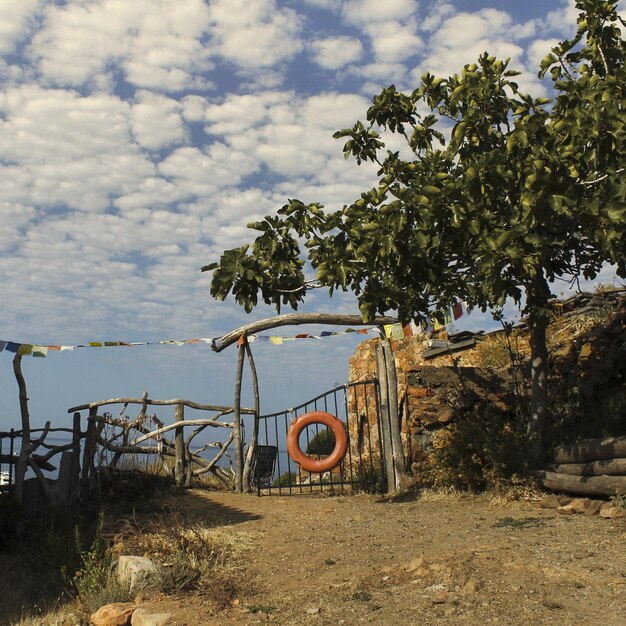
141;489;626;625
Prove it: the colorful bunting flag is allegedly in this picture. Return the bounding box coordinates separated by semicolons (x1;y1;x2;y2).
0;301;472;358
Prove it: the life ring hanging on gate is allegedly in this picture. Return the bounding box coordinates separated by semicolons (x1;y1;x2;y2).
287;411;348;473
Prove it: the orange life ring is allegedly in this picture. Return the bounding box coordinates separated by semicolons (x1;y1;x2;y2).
287;411;349;473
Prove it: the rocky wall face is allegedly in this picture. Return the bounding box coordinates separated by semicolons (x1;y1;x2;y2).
348;331;523;465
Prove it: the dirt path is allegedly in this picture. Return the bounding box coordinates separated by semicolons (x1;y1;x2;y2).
136;489;626;626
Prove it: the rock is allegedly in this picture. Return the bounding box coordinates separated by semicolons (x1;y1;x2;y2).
569;498;592;513
130;608;173;626
306;607;321;615
599;504;625;519
462;579;481;594
432;590;449;604
556;505;576;515
538;495;562;509
437;407;455;424
584;500;603;516
118;556;157;593
90;603;135;626
580;343;593;358
405;556;426;573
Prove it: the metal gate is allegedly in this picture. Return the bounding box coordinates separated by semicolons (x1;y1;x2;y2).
246;380;388;495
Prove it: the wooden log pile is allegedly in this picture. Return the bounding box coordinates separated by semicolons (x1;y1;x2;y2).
539;436;626;497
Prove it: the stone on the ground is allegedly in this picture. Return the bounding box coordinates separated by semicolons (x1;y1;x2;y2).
584;500;603;516
599;504;625;519
90;603;135;626
569;498;592;513
538;495;562;509
556;505;576;515
130;608;173;626
118;555;157;593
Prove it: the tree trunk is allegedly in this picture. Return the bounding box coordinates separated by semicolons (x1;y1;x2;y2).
554;436;626;463
539;471;626;497
12;355;31;503
526;270;551;464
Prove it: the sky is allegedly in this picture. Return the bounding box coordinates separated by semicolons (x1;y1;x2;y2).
0;0;623;433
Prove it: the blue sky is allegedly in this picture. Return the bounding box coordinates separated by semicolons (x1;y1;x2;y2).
0;0;623;431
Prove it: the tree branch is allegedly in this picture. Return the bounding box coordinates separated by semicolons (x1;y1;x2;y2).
212;312;399;352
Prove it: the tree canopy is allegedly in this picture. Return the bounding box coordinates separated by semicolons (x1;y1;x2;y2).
204;0;626;454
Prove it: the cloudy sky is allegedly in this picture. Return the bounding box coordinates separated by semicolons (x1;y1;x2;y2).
0;0;622;430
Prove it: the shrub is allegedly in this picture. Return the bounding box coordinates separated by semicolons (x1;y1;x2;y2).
273;471;298;487
427;404;527;492
305;428;335;455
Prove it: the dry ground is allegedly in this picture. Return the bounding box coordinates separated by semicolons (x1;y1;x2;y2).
127;489;625;626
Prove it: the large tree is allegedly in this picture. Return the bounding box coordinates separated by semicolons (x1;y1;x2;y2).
204;1;626;459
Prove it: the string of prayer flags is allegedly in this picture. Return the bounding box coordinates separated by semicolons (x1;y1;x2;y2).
0;300;469;358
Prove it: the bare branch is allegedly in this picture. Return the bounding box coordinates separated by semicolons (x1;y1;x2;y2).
213;312;399;352
580;167;625;186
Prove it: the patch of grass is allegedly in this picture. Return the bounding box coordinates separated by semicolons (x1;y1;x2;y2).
249;605;276;614
135;513;251;608
610;494;626;510
351;591;372;602
492;516;545;529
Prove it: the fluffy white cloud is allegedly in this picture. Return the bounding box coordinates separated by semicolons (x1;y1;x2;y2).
204;91;370;178
0;0;42;55
309;36;363;69
206;0;302;69
342;0;417;25
364;19;423;63
28;0;213;91
131;91;186;151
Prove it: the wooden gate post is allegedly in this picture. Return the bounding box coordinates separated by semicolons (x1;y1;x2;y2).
232;338;246;493
174;403;186;486
12;355;32;503
242;340;260;493
375;343;396;492
375;339;405;492
382;339;405;489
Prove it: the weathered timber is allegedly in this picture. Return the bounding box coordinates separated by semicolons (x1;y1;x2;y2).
382;339;405;490
129;418;233;446
213;313;399;352
375;343;395;492
554;436;626;464
539;471;626;497
193;432;235;476
554;458;626;476
232;340;246;492
13;354;32;502
174;404;185;487
68;397;255;414
242;340;260;492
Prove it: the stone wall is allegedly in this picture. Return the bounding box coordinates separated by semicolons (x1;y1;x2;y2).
348;328;523;465
348;290;626;471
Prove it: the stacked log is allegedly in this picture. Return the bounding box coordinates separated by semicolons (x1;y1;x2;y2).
540;436;626;497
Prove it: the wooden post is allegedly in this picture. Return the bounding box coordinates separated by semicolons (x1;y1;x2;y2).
232;338;246;493
375;342;396;492
174;403;185;487
382;339;405;490
69;412;82;503
81;407;97;491
242;340;260;492
12;355;32;503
